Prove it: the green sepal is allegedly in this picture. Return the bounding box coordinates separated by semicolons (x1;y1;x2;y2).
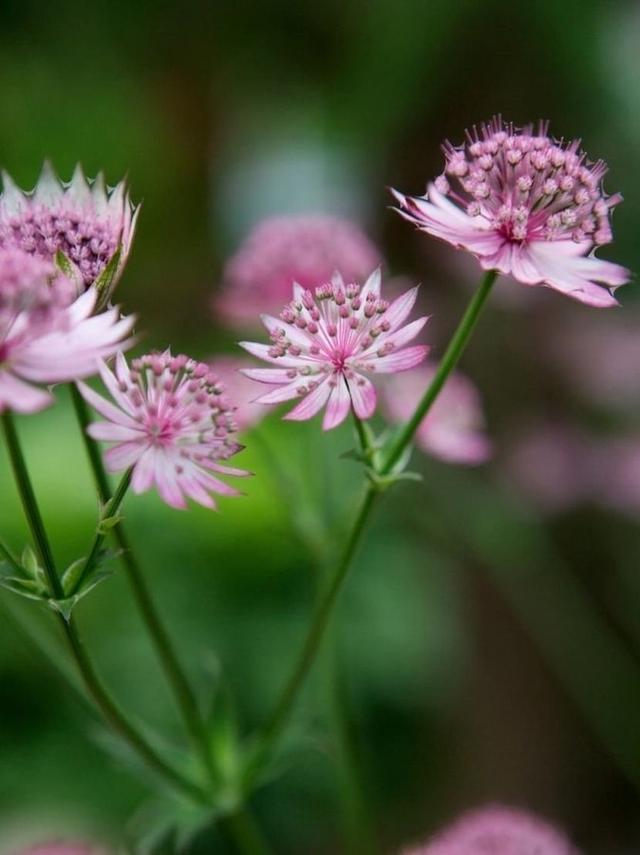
61;557;87;594
94;244;122;309
96;513;124;535
21;544;41;578
54;250;84;294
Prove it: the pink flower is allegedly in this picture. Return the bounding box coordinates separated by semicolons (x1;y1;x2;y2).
78;351;250;509
503;422;593;513
215;214;382;327
403;805;579;854
0;249;134;414
0;162;139;293
382;364;491;465
240;269;429;430
392;117;630;307
207;355;267;431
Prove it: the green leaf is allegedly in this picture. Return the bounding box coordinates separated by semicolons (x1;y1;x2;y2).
54;250;84;294
94;245;122;307
21;544;41;578
48;595;79;621
61;558;87;595
96;513;124;535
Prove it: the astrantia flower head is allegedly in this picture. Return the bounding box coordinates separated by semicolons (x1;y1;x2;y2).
78;351;250;509
0;162;139;295
216;214;382;327
240;269;429;430
403;805;579;855
392;117;630;307
382;364;491;465
0;248;134;414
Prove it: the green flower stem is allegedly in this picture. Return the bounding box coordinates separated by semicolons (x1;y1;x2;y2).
380;268;498;475
254;270;498;782
224;808;275;855
1;409;206;803
251;484;378;778
2;412;64;599
69;384;219;789
69;466;133;596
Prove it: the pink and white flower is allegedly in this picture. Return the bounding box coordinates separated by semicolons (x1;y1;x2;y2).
215;214;382;327
382;364;491;465
392;117;630;307
403;805;579;854
0;162;139;293
78;351;250;509
0;249;134;414
240;269;429;430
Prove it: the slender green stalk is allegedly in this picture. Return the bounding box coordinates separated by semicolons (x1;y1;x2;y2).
381;268;497;475
69;467;133;595
1;409;206;802
254;270;498;782
2;412;63;599
324;633;378;855
224;808;275;855
252;485;378;777
69;384;219;788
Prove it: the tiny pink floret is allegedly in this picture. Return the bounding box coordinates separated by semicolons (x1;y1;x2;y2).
240;269;429;430
78;351;250;510
392;117;630;307
403;805;580;855
0;248;134;414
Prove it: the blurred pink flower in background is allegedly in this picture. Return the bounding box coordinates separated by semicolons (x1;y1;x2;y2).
382;364;491;465
207;355;267;431
546;311;640;410
0;249;134;414
403;805;579;854
215;214;382;328
79;351;250;509
241;269;429;430
503;422;593;513
392;116;630;307
0;163;139;292
589;437;640;515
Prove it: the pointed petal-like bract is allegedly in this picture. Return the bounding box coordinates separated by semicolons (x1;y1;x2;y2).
78;352;250;510
0;163;139;296
241;270;429;429
392;117;631;307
